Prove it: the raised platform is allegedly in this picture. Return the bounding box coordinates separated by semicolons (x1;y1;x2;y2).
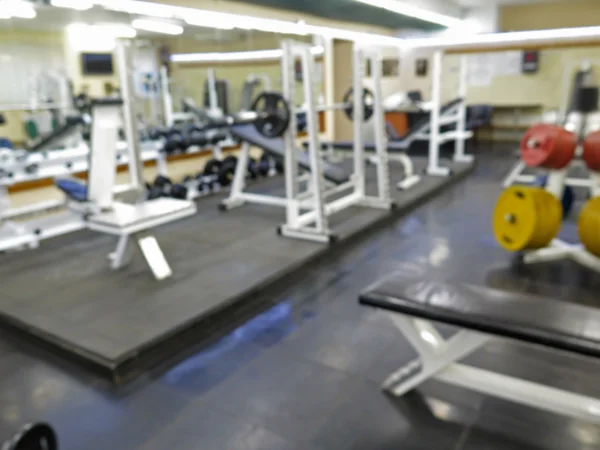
0;158;474;383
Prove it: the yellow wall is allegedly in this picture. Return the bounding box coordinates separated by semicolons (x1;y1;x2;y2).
500;0;600;31
392;46;600;111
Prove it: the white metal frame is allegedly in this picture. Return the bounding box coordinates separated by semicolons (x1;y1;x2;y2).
221;41;393;243
383;312;600;424
427;52;474;177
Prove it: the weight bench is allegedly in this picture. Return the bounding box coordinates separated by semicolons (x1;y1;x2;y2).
359;276;600;424
231;123;349;185
315;98;464;154
55;178;196;281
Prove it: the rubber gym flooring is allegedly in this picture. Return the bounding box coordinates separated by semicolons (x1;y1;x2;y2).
0;149;599;449
0;157;473;382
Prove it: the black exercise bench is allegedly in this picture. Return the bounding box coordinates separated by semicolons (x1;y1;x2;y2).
231;124;349;185
359;276;600;424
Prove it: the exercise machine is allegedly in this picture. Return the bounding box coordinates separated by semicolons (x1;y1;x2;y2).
221;40;393;243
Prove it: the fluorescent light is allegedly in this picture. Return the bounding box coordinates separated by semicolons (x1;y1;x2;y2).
51;0;93;10
353;0;462;28
0;0;36;19
172;49;282;63
399;26;600;51
132;19;184;35
92;0;403;46
66;23;116;51
171;46;325;63
311;45;325;56
97;23;137;38
93;0;175;18
184;13;234;30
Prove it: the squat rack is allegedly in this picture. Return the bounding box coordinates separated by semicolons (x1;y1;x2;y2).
221;40;393;243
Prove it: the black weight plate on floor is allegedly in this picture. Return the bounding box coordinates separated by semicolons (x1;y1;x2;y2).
5;422;57;450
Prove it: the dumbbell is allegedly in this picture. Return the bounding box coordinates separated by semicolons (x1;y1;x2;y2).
188;131;208;148
248;157;260;179
195;173;215;194
147;175;172;200
170;184;188;200
204;158;223;176
217;159;237;187
275;159;284;174
258;153;271;177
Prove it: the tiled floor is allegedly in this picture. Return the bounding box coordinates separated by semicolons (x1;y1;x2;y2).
0;149;599;449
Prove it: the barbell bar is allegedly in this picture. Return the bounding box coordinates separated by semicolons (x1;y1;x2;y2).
296;87;375;122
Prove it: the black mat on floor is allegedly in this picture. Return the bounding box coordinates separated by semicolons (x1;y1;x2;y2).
0;158;473;382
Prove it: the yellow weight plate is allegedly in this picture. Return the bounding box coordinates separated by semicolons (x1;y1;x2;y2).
493;186;562;252
578;197;600;258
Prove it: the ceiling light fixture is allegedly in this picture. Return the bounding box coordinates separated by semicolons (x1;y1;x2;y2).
93;0;175;18
398;25;600;51
184;13;235;30
0;0;37;19
50;0;93;10
92;0;404;46
353;0;463;28
132;19;184;36
171;45;325;63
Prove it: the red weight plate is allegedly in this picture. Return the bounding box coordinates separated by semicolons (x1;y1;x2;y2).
520;124;576;169
583;131;600;172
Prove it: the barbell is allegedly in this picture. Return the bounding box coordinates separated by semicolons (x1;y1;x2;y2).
297;87;376;122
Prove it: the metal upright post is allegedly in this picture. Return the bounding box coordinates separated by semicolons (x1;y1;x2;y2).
352;45;365;196
301;44;328;234
115;40;145;193
455;55;473;163
369;47;391;204
427;50;450;177
160;65;174;128
281;41;299;226
207;68;219;115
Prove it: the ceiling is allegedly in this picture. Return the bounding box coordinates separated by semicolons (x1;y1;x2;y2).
229;0;445;31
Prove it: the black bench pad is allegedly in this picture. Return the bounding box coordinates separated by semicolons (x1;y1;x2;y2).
359;277;600;358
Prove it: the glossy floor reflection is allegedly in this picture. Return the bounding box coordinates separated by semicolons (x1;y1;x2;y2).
1;149;599;449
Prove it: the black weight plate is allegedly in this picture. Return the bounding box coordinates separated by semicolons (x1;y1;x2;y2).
223;155;238;165
247;157;259;179
153;175;172;188
170;184;188;200
343;87;375;122
250;92;291;138
7;422;57;450
204;159;223;176
217;162;236;187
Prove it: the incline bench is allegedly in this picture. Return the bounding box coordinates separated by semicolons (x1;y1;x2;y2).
359;276;600;424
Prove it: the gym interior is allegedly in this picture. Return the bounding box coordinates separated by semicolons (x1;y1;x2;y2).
1;0;600;448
